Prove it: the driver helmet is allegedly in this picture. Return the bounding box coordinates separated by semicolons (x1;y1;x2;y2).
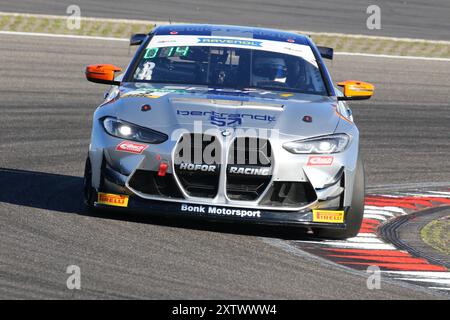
252;57;287;83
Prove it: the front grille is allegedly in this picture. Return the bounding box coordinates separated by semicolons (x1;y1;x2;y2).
226;138;273;201
174;134;221;198
259;182;317;208
128;170;183;198
228;137;272;166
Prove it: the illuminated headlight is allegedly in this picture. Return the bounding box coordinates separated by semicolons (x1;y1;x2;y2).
283;134;350;154
102;117;168;144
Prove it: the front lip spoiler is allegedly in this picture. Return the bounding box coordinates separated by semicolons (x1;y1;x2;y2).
94;196;348;229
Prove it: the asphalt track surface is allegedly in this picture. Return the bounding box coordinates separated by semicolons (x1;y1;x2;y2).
0;34;449;299
1;0;450;40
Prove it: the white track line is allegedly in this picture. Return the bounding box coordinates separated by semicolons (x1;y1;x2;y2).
427;191;450;197
3;11;450;45
394;278;450;285
404;191;450;198
363;214;389;221
335;52;450;62
364;206;407;214
299;241;396;250
346;237;386;243
383;271;450;289
0;30;449;62
363;209;396;217
429;287;450;291
372;194;409;198
0;30;127;41
356;233;377;238
382;271;450;278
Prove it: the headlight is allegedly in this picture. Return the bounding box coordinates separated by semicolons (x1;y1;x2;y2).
283;134;350;154
102;117;168;144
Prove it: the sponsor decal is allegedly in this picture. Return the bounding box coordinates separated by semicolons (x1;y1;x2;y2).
197;37;263;47
228;166;271;176
181;204;261;218
206;87;273;96
312;210;345;223
121;88;187;99
97;193;129;207
176;110;276;127
211;113;242;127
178;163;217;172
116;141;148;154
148;35;318;68
307;156;334;166
122;91;169;99
124;86;274;97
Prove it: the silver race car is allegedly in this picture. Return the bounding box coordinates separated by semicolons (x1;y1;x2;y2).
84;24;374;239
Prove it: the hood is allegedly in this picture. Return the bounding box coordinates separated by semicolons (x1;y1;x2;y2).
110;83;340;139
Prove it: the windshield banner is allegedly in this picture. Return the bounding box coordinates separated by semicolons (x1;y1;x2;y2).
148;35;318;68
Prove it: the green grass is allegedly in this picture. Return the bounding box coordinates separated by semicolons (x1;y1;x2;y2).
0;13;449;58
8;15;23;30
0;15;11;29
421;216;450;255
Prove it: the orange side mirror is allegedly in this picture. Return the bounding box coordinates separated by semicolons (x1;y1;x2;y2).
337;80;374;100
85;64;122;85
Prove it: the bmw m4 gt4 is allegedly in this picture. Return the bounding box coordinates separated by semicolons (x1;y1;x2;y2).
83;24;374;239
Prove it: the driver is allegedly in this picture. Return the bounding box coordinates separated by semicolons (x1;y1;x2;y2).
286;58;309;89
252;55;288;86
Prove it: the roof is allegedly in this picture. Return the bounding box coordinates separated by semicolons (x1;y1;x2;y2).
152;24;311;46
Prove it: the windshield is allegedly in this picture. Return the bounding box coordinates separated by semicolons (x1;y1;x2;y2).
131;44;328;95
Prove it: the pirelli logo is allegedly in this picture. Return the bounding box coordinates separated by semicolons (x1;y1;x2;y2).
97;193;129;208
312;210;345;223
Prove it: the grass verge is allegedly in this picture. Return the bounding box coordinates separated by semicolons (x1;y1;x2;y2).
0;12;449;58
421;216;450;255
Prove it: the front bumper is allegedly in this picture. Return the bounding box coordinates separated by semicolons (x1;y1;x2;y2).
90;121;359;229
94;193;349;229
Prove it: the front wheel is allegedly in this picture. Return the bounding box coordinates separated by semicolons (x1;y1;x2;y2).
315;157;365;240
83;157;97;212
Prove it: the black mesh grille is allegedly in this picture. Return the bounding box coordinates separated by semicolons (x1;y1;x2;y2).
226;138;273;201
174;134;221;198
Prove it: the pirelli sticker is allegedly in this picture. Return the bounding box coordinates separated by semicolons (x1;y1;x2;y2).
97;193;129;208
312;210;345;223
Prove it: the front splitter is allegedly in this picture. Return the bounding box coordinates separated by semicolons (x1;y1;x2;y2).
94;195;348;230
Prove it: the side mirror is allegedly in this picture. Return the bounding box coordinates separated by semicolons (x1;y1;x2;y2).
85;64;122;85
317;46;333;60
130;33;147;46
337;80;374;100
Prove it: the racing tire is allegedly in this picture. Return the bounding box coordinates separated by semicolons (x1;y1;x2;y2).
83;156;97;212
315;156;365;240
